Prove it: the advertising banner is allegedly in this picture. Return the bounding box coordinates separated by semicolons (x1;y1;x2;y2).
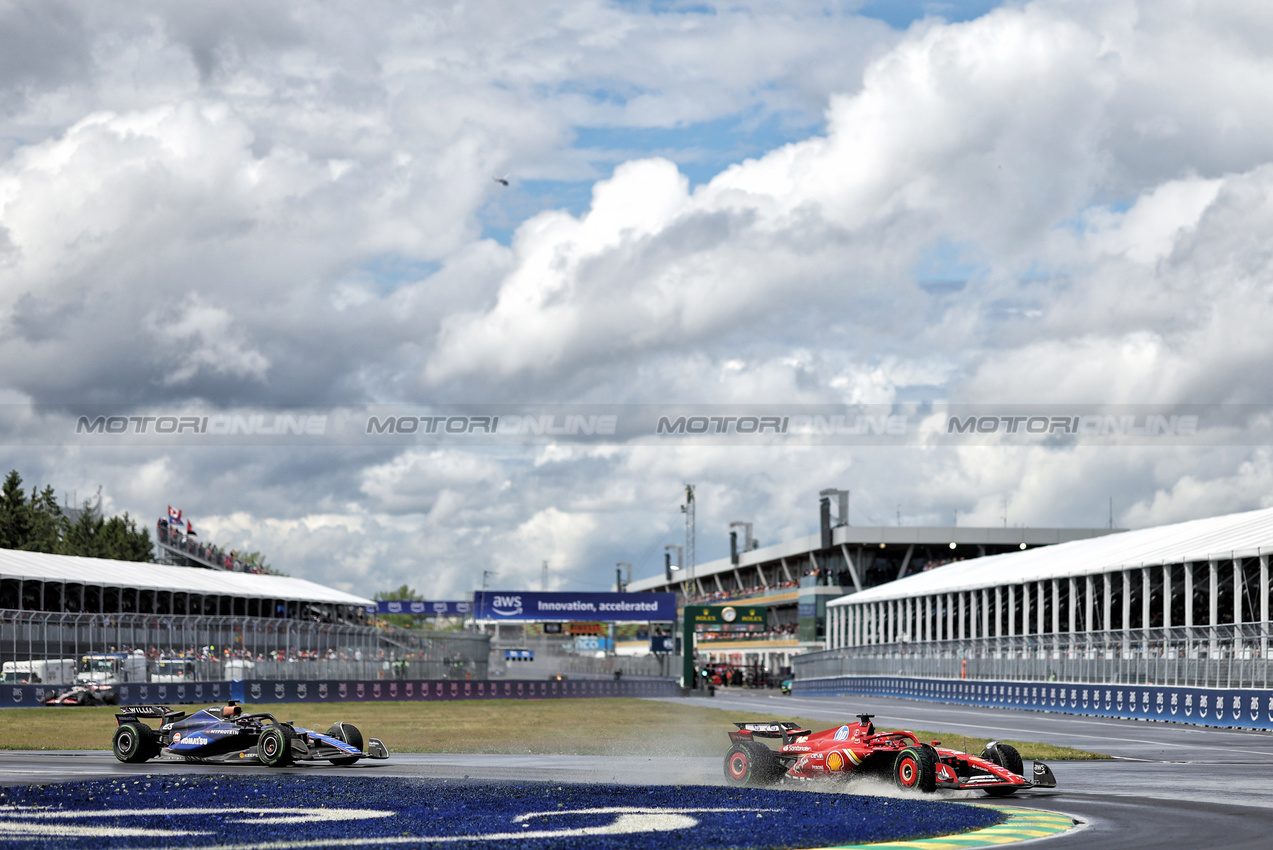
472;591;676;622
376;600;471;616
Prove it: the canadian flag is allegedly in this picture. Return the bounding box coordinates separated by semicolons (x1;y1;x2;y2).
168;506;182;523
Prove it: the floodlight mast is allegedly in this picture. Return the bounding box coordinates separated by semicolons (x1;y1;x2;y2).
682;484;696;592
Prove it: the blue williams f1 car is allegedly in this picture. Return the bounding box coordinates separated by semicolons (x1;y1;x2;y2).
112;702;390;767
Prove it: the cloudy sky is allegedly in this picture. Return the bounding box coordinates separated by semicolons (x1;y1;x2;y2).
3;0;1273;599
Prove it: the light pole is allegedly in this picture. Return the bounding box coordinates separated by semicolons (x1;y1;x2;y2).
681;485;696;592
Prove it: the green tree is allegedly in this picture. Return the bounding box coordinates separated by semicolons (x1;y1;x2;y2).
59;499;106;558
24;485;67;553
0;470;32;549
375;584;425;628
100;512;153;561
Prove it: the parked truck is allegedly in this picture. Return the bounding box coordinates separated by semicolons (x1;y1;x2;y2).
0;659;76;686
150;657;197;683
75;651;148;685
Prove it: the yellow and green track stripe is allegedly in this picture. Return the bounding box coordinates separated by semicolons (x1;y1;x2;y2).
813;805;1081;849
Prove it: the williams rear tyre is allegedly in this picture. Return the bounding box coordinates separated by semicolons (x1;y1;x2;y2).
893;746;937;793
981;742;1024;796
113;723;155;764
724;742;784;787
257;725;295;767
326;722;364;766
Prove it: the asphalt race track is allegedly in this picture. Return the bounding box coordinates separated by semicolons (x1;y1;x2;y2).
695;691;1273;848
3;692;1273;848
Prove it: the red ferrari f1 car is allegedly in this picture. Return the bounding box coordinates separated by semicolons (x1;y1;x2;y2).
724;713;1056;796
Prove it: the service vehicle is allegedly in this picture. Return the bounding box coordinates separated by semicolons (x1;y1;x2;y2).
724;713;1056;796
76;651;148;685
44;651;149;705
111;701;390;767
1;659;75;686
150;657;197;683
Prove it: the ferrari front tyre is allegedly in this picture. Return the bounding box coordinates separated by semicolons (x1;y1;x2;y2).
724;742;783;787
113;723;153;764
981;742;1024;796
326;722;364;766
893;746;937;793
257;726;295;767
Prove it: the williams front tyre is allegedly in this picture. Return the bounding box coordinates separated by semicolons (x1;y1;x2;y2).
326;722;364;766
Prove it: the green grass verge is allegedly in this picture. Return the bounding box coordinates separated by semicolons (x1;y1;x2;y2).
0;698;1106;760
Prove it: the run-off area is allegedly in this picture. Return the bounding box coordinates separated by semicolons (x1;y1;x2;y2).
0;775;1002;849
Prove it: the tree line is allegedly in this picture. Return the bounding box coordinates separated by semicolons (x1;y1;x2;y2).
0;470;153;561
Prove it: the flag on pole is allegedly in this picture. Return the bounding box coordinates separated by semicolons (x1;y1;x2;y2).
186;520;197;537
168;505;182;524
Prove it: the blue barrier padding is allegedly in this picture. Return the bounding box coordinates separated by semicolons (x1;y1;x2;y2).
793;675;1273;729
0;776;1003;849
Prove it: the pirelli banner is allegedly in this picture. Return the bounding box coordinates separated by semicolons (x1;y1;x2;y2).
794;675;1273;731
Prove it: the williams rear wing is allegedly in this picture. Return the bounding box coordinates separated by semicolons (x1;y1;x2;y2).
115;704;186;726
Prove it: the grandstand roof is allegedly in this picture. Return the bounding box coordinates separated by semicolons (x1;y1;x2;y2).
831;506;1273;607
0;548;374;607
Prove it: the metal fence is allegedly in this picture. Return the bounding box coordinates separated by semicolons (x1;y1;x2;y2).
1;608;489;682
795;624;1273;690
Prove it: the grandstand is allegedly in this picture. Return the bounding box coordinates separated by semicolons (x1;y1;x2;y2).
801;506;1273;689
628;503;1118;675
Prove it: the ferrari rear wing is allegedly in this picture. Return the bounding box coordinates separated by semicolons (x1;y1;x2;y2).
730;721;810;745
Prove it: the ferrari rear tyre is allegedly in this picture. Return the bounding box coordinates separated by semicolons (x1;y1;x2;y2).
893;746;937;793
113;723;154;763
981;742;1023;796
257;726;295;767
724;742;783;787
327;722;364;766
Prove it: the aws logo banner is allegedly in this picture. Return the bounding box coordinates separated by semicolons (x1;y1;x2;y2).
0;776;1000;849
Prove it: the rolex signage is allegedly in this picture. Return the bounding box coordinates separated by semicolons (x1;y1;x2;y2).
687;604;767;627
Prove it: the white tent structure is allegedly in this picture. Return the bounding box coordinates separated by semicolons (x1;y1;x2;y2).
0;547;373;617
823;506;1273;661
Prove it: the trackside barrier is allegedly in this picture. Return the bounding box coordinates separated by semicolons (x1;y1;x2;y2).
224;677;680;704
794;675;1273;730
0;677;680;708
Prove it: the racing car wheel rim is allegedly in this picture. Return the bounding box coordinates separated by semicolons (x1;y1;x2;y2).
727;751;750;781
896;756;919;787
116;729;135;755
261;735;280;758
